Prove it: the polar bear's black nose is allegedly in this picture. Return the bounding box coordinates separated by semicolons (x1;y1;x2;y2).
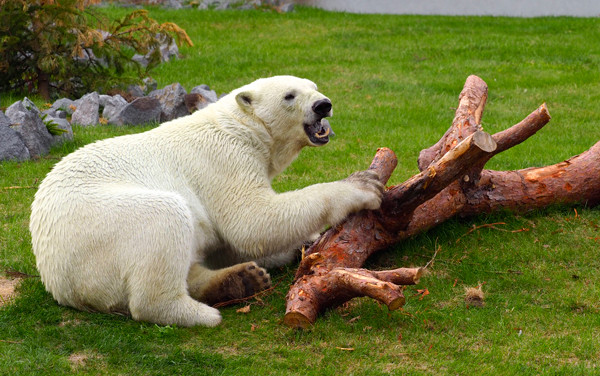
312;99;332;116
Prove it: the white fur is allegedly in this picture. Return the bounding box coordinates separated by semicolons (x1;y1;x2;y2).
30;76;382;327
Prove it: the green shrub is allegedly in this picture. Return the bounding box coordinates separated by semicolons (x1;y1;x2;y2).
0;0;192;100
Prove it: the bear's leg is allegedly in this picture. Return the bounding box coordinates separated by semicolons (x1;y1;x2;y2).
187;262;271;305
115;189;222;327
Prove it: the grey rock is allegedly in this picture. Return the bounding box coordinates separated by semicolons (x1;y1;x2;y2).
128;84;145;98
187;85;218;112
149;83;189;122
46;116;74;145
280;2;294;12
190;85;218;103
0;111;30;161
114;97;162;126
131;36;180;67
132;53;150;68
19;97;41;115
202;0;219;8
71;92;100;126
0;111;12;128
159;38;180;62
42;107;68;120
164;0;183;9
102;95;128;124
142;77;158;94
5;98;53;158
238;3;255;10
215;1;231;10
99;94;112;108
42;108;58;118
51;98;76;115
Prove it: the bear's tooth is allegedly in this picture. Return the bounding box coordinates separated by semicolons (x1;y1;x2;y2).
314;128;330;138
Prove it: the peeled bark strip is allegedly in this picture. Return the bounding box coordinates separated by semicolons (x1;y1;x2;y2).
284;75;600;328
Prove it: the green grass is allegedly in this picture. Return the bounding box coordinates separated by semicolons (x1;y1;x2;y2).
2;6;600;375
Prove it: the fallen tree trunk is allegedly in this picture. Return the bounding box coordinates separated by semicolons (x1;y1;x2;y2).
283;75;600;329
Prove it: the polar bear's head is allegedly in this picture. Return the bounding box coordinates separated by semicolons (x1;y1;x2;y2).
232;76;334;148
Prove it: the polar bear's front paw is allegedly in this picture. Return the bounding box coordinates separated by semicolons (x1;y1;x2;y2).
203;262;271;305
344;170;384;210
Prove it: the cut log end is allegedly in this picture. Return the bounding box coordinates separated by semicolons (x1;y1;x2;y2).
283;312;313;329
473;130;497;153
387;296;406;311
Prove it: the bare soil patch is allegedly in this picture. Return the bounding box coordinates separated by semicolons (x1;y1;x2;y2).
0;276;20;306
68;353;89;370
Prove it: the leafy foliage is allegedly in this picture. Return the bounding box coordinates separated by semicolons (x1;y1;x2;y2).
0;0;192;99
40;113;67;135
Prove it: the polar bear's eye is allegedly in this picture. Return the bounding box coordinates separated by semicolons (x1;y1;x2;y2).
284;93;296;101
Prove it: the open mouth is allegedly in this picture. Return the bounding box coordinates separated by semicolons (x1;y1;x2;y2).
304;118;334;146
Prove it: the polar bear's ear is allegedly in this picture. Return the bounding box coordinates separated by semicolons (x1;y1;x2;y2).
235;91;254;113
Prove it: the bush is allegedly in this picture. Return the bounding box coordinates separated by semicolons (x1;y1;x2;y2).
0;0;192;100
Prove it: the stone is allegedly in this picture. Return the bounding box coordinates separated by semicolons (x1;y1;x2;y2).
185;84;218;113
127;84;145;98
215;1;231;10
71;92;100;126
0;111;30;162
280;2;294;12
184;93;208;113
159;38;180;62
142;77;158;94
149;83;189;122
41;108;58;118
132;54;150;68
45;116;74;145
99;94;112;108
164;0;183;9
42;107;68;120
190;85;218;103
5;98;53;158
114;97;162;126
132;36;180;67
102;95;128;125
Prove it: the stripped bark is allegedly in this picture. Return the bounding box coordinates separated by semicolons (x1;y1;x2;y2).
283;75;600;328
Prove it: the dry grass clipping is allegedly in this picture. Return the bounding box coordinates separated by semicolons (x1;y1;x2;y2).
465;285;485;308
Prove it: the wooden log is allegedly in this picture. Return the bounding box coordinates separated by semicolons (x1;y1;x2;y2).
418;75;488;170
284;267;422;329
301;131;497;273
285;131;500;328
283;75;600;328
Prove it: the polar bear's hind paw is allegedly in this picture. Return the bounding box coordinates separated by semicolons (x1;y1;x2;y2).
203;262;271;305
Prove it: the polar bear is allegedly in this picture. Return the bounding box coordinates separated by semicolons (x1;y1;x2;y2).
30;76;383;327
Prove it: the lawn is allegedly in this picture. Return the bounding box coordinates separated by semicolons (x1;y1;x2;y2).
1;5;600;375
